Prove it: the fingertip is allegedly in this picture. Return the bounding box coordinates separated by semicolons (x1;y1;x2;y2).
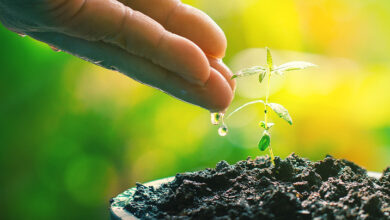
202;68;234;112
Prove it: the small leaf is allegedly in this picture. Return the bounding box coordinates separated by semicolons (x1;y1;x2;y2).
274;61;316;74
258;131;271;151
266;47;273;69
258;71;266;83
259;121;275;129
267;103;293;125
232;66;267;79
259;121;266;129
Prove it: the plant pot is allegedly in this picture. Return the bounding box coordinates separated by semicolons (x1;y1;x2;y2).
109;155;389;219
110;177;174;220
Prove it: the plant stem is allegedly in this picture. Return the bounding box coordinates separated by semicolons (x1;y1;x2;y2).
265;71;271;105
264;67;275;164
269;146;275;163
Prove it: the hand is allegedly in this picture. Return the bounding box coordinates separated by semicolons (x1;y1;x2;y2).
0;0;235;112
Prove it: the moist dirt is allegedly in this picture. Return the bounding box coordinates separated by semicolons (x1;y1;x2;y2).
115;154;390;219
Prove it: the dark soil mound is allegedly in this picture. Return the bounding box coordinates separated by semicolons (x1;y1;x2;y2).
122;154;390;219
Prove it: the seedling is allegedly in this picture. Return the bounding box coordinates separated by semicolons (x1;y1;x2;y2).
212;48;316;162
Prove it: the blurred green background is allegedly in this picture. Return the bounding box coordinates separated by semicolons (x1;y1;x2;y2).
1;0;390;219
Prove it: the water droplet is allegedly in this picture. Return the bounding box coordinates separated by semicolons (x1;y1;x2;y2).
211;112;223;125
218;124;228;137
18;33;26;37
49;45;61;52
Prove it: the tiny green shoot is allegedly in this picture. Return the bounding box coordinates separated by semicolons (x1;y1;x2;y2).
212;48;316;163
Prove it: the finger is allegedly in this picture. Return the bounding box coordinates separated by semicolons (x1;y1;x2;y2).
161;67;234;112
208;57;236;91
118;0;227;58
27;31;233;111
46;0;210;85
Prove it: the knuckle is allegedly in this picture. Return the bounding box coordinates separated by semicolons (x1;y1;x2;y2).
105;6;131;44
47;0;85;23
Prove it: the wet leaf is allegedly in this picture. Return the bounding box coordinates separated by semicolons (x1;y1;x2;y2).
232;66;266;79
259;121;275;129
259;121;266;129
267;103;293;125
274;61;316;74
258;131;271;151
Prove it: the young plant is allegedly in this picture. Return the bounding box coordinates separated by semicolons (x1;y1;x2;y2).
212;48;316;162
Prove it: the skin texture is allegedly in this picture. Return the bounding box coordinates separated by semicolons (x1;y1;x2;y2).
0;0;236;112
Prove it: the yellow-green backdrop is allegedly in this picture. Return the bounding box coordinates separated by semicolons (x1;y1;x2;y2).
1;0;390;219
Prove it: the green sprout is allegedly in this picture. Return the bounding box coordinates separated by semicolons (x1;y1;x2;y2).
212;47;316;162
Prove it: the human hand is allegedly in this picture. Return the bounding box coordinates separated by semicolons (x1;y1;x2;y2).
0;0;235;112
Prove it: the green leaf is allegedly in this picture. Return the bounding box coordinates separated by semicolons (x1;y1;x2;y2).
258;131;271;151
259;121;266;129
225;100;265;120
274;61;316;74
259;121;275;129
266;47;273;69
258;71;266;83
267;103;293;125
232;66;267;79
268;122;275;128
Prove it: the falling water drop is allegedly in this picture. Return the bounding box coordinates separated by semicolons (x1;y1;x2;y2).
218;124;228;137
211;112;223;125
49;45;61;52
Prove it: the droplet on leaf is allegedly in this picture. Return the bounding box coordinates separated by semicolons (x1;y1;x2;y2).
274;61;317;73
259;121;267;129
267;103;293;125
233;66;267;79
259;121;275;129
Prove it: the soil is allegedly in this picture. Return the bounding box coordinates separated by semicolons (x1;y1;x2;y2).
115;154;390;219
